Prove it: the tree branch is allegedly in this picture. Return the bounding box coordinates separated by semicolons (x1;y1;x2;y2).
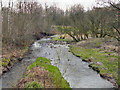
106;34;120;41
109;2;120;11
113;26;120;35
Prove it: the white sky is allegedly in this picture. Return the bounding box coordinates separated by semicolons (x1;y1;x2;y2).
1;0;97;10
1;0;119;11
37;0;97;10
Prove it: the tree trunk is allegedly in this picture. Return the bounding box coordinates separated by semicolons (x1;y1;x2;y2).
69;34;78;42
81;35;83;40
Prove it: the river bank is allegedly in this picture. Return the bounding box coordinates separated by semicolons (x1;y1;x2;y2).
1;36;115;88
17;57;70;88
1;33;54;75
52;35;119;89
69;37;119;88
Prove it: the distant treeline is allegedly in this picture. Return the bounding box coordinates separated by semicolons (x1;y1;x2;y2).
2;2;65;48
55;4;120;42
1;1;120;49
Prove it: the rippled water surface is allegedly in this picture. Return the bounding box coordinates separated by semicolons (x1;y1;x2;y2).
1;36;114;88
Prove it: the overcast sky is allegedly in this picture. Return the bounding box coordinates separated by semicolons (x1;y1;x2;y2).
1;0;119;11
1;0;98;10
37;0;97;10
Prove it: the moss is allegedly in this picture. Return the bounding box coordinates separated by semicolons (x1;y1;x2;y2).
91;38;102;47
23;46;29;50
0;60;2;65
69;45;118;85
52;36;72;43
2;46;29;69
27;57;50;70
2;58;10;67
25;81;43;88
117;79;120;87
23;47;29;53
25;57;70;88
89;64;100;73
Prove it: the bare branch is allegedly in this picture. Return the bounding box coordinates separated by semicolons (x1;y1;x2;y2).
113;26;120;35
109;2;120;10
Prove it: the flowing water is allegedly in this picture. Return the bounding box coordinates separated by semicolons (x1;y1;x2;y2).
1;36;114;88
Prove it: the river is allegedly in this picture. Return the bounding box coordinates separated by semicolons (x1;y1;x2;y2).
1;36;114;89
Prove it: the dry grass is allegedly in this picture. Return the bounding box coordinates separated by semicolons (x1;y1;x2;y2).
17;67;54;88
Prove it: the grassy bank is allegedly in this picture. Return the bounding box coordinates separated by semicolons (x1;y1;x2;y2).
17;57;71;88
69;38;119;88
2;46;29;73
52;34;73;43
2;33;53;74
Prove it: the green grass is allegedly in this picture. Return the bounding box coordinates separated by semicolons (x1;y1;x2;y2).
23;46;29;50
2;46;29;68
27;57;70;88
52;36;72;42
69;45;118;85
92;39;102;47
25;81;43;88
2;58;10;67
0;60;2;65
